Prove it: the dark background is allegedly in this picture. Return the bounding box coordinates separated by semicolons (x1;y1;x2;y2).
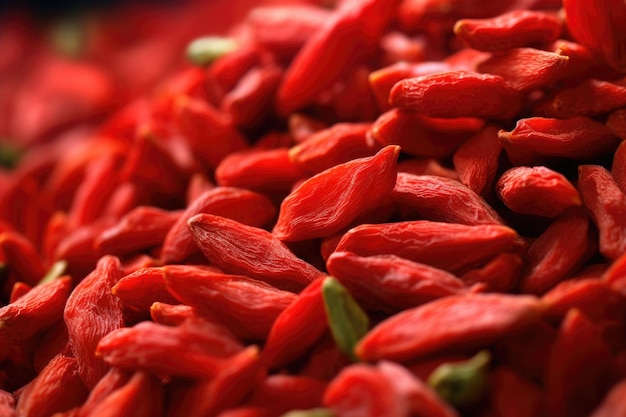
0;0;174;18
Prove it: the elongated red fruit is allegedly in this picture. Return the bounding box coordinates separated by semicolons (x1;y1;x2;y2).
273;145;399;241
389;71;522;120
189;214;323;291
356;293;542;362
335;221;519;273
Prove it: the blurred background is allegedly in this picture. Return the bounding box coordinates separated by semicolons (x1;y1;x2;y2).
0;0;311;148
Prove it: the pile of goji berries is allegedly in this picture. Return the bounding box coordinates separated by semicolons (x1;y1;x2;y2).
2;0;626;415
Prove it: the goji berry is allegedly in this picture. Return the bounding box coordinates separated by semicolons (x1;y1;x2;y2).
578;165;626;260
517;208;596;295
496;166;581;218
273;145;400;241
452;125;502;197
335;221;519;273
393;172;503;225
288;123;379;174
96;319;242;378
327;251;468;312
499;117;620;165
0;276;71;362
189;214;323;291
160;187;276;264
454;10;562;52
356;293;542;362
262;278;327;369
476;48;569;92
489;367;543;417
389;71;522;120
545;309;614;417
163;264;297;339
535;79;626;118
15;354;88;417
563;0;626;72
369;109;479;158
63;256;125;389
166;346;261;417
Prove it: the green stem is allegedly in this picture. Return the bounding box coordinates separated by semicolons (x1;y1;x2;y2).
322;276;369;361
428;350;491;409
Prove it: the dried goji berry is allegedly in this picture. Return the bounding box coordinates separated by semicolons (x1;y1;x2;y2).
245;5;331;62
368;61;451;111
452;125;502;197
174;95;248;168
476;48;569;92
96;319;242;378
160;187;276;264
393;172;503;225
607;108;626;141
222;64;283;129
0;276;71;361
288;123;379;174
15;354;88;417
459;252;522;293
322;363;407;417
496;166;581;218
262;278;327;369
112;267;179;312
517;208;596;295
335;221;519;273
83;371;163;417
545;309;614;417
167;346;262;417
0;390;15;417
248;374;327;417
454;10;562;52
95;206;180;256
63;256;125;389
273;146;399;241
215;147;306;194
327;251;469;312
163;264;297;339
67;154;120;228
276;0;397;113
0;231;47;286
489;367;543;417
389;71;522;120
75;368;129;417
588;379;626;417
377;360;459;417
369;109;479;158
499;117;621;165
356;293;542;362
563;0;626;72
189;214;323;291
578;165;626;260
542;278;626;323
149;302;195;326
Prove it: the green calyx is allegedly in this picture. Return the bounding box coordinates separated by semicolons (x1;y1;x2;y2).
39;260;68;285
186;36;237;67
428;350;491;410
322;276;369;362
280;408;335;417
50;17;86;58
0;143;21;170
